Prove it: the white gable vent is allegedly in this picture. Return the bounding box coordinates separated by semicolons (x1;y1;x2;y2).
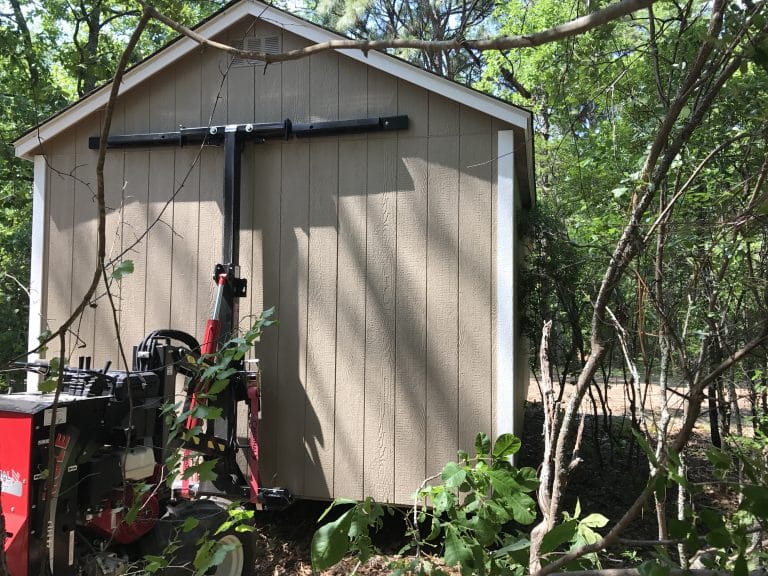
231;35;282;67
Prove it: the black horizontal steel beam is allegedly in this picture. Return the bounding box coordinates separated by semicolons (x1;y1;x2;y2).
89;115;408;150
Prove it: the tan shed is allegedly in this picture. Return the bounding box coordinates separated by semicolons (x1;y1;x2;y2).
14;0;534;505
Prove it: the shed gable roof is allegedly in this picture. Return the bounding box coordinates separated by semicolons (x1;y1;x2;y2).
14;0;533;167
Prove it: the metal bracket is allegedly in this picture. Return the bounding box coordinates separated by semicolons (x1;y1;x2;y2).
213;263;247;298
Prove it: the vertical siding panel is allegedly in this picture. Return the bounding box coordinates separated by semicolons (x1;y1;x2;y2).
46;154;75;339
397;80;428;138
363;69;398;502
426;94;460;474
226;29;255;125
201;44;228;127
333;55;367;499
393;136;428;503
115;86;150;358
458;128;493;455
303;49;340;497
91;99;124;367
119;148;149;357
428;94;459;138
250;29;282;315
276;37;310;499
96;97;124;369
276;141;309;494
143;77;176;332
72;118;100;363
364;137;397;502
92;152;125;367
253;22;282;123
249;32;283;486
393;80;429;501
248;30;284;487
460;105;491;135
426;127;460;477
145;149;174;331
197;148;224;337
251;143;282;486
338;58;367;118
171;54;202;338
367;69;397;116
310;51;339;121
304;141;338;498
333;138;367;500
281;32;309;122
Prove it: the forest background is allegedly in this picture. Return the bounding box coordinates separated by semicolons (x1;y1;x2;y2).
0;0;767;573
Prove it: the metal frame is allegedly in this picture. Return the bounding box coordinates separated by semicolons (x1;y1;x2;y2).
90;115;409;341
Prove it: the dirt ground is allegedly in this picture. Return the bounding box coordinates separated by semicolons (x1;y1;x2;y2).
247;377;744;575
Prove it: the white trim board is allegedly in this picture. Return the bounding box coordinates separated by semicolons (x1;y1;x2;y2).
496;130;516;439
26;155;47;391
15;0;531;159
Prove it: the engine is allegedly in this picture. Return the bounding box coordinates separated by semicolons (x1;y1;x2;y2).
0;339;185;576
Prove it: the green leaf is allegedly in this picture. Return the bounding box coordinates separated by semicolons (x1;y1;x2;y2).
492;434;521;459
311;508;354;571
469;515;497;546
700;508;725;530
111;259;134;280
540;519;578;554
181;516;199;533
705;446;730;470
182;458;218;482
506;492;536;525
475;432;491;457
432;489;454;515
630;428;658;468
515;467;539;491
40;378;57;393
194;540;238;573
668;518;692;539
191;405;223;421
441;461;467;490
706;527;732;549
443;527;473;568
580;513;608;528
206;378;230;396
487;469;517;496
317;498;357;522
493;538;530;557
142;555;167;573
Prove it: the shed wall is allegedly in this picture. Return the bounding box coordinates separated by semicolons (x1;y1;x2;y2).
36;19;521;504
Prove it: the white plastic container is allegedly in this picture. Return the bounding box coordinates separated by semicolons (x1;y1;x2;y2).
120;446;155;480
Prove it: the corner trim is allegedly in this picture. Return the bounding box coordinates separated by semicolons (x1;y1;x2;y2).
26;155;47;391
496;131;516;438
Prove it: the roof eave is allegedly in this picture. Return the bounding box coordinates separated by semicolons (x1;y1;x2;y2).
14;0;255;160
15;0;534;202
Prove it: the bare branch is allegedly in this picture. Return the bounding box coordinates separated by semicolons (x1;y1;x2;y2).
139;0;656;63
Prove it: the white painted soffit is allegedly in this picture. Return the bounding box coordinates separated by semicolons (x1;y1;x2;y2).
14;0;532;160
